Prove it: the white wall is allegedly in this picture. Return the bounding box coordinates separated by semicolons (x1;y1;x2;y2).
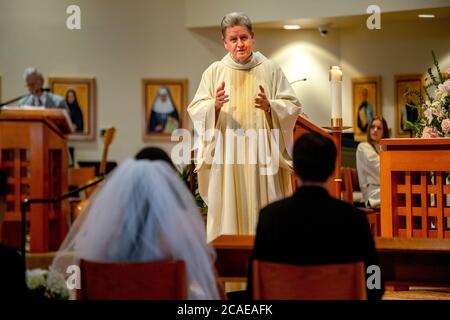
185;0;450;28
1;0;450;165
340;19;450;133
0;0;223;164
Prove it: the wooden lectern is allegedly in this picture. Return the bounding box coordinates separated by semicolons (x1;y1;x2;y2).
0;107;72;252
380;138;450;239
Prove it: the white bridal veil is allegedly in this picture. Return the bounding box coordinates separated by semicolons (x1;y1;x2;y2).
52;159;219;299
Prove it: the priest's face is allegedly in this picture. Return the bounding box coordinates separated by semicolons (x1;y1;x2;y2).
223;25;254;63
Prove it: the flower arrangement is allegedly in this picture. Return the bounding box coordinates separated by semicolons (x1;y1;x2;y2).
406;51;450;138
26;268;70;300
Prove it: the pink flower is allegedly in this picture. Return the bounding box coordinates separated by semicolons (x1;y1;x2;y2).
424;108;433;124
422;126;439;138
432;106;445;118
438;80;450;93
442;119;450;133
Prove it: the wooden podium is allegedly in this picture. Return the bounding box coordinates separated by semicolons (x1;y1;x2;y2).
0;107;72;252
380;138;450;239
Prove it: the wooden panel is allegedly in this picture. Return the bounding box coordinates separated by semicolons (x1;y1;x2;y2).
381;138;450;239
0;110;69;252
212;235;450;286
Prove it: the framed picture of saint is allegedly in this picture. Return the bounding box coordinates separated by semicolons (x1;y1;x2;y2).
142;79;187;141
352;76;382;141
394;75;423;137
48;77;96;141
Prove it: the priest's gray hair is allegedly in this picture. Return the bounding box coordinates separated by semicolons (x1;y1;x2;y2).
221;12;253;37
23;67;43;80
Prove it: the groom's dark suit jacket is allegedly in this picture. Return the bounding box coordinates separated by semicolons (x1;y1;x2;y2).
247;186;384;300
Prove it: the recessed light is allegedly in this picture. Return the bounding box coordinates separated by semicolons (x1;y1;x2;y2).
418;14;435;18
283;24;301;30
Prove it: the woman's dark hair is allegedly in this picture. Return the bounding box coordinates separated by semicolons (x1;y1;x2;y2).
367;116;389;153
135;147;176;170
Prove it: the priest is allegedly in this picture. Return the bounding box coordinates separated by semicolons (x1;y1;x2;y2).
188;12;302;242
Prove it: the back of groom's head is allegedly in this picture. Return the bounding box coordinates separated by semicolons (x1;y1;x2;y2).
293;133;336;183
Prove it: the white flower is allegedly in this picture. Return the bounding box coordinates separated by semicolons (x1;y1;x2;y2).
26;269;48;289
424;108;433;124
431;100;442;109
432;106;445;118
46;268;70;299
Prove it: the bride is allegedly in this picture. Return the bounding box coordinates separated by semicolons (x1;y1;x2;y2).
52;159;220;299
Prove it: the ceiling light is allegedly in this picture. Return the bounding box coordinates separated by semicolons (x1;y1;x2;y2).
283;24;301;30
418;14;435;18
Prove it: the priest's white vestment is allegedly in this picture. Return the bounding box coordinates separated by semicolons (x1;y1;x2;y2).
188;52;302;241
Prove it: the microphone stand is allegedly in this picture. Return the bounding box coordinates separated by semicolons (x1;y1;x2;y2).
0;94;27;108
0;88;51;109
290;78;307;85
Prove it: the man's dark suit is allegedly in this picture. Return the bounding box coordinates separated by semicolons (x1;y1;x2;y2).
247;186;384;300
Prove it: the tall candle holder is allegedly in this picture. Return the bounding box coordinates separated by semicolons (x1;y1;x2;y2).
323;66;351;198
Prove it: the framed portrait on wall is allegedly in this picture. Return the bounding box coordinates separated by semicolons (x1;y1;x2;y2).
142;78;188;141
48;77;96;141
394;74;423;137
352;76;382;141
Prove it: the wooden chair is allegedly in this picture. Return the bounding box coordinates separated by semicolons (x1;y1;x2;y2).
68;167;96;188
78;259;187;300
67;167;96;223
71;127;116;221
341;167;380;236
253;260;367;300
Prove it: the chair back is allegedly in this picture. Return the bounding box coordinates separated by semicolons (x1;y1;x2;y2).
341;167;380;236
253;260;367;300
341;167;361;204
78;259;187;300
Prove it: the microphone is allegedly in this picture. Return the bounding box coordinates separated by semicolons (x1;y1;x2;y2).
0;88;52;108
290;78;307;85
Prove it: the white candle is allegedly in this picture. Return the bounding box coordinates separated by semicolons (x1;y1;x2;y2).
329;66;343;120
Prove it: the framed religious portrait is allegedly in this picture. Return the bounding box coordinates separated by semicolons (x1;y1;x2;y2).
142;78;188;141
352;76;382;141
48;77;96;141
394;74;424;137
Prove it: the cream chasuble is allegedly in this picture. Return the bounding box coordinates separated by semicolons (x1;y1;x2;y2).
188;52;302;242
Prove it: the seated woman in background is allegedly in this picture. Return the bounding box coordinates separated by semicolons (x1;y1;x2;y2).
52;160;220;299
356;116;389;209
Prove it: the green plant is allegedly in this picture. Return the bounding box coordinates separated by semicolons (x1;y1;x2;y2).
180;164;207;211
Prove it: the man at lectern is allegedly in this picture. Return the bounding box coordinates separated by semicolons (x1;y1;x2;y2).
17;67;68;110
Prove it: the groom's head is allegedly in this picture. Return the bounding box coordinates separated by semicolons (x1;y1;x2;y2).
293;133;336;183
